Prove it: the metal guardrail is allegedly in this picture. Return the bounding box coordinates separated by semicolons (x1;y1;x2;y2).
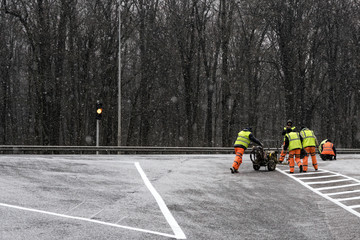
0;145;359;154
0;145;234;154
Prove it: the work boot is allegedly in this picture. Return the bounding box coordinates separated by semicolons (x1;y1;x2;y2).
230;167;239;174
299;165;303;173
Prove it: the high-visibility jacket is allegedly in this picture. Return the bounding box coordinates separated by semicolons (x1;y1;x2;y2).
286;132;302;151
300;129;316;147
321;142;335;155
319;139;327;153
282;126;296;140
283;126;296;131
234;131;251;148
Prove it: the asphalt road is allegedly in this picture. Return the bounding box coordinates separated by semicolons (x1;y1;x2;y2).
1;154;360;240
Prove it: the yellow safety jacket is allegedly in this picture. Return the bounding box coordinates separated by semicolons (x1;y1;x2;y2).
286;132;302;151
300;129;316;147
283;126;296;140
234;131;251;148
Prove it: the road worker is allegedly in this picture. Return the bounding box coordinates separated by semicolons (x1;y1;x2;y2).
230;127;263;173
279;120;296;164
300;127;319;172
283;128;303;173
319;139;337;160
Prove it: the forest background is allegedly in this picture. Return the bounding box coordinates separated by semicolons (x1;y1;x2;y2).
0;0;359;148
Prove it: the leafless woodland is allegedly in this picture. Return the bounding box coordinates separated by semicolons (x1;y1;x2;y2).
1;0;359;147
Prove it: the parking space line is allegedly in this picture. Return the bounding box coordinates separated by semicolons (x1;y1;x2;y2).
0;161;186;239
0;202;178;238
135;162;186;239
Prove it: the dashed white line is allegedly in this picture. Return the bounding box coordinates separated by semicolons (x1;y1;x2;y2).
65;200;86;213
90;209;104;219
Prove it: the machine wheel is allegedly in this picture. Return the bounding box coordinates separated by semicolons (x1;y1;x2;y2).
253;164;260;171
267;160;276;171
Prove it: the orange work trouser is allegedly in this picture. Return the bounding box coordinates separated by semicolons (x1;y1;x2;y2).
232;148;245;170
279;141;287;162
279;147;287;162
288;149;302;173
303;146;318;171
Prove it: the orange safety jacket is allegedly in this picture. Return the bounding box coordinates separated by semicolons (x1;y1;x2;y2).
321;142;335;155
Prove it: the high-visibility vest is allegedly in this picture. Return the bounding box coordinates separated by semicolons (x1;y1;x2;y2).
319;139;327;152
286;132;302;151
283;126;296;140
284;126;296;131
321;142;335;155
300;129;316;147
234;131;251;148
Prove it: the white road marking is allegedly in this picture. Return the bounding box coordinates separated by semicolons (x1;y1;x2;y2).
0;161;186;239
90;209;104;219
298;174;341;180
135;162;186;239
276;167;360;219
0;202;178;238
65;200;86;213
336;196;360;202
326;189;360;196
306;179;351;184
316;183;360;191
115;215;128;224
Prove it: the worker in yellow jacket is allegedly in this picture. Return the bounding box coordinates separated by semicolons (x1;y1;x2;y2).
283;129;303;173
231;127;263;173
300;127;319;172
279;120;296;164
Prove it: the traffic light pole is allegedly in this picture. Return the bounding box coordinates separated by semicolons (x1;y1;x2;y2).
96;119;100;155
96;100;102;155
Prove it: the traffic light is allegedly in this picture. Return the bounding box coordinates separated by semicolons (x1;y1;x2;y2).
96;101;103;120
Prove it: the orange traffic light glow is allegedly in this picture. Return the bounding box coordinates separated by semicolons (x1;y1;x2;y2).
97;108;103;114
